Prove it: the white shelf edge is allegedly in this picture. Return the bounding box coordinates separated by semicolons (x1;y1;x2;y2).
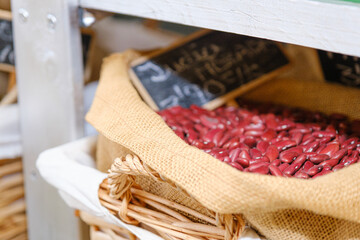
80;0;360;56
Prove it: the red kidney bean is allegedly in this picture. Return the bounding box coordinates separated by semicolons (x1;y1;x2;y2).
315;144;326;154
344;157;358;166
200;115;222;129
319;136;332;145
264;115;278;129
245;123;265;131
213;130;225;146
319;158;340;167
293;154;306;164
249;164;269;175
278;163;289;172
174;129;185;140
319;143;339;157
283;164;299;176
276;120;296;131
244;130;264;137
185;129;198;144
269;165;283;177
192;140;206;149
283;154;306;175
236;158;250;168
280;151;299;163
305;123;321;132
340;156;349;164
289;128;312;135
312;168;332;179
274;140;297;151
333;164;345;172
277;131;288;139
194;124;207;136
309;154;330;164
223;157;231;163
229;128;245;136
218;132;232;147
270;138;282;145
223;137;239;149
292;132;303;145
338;135;347;145
261;129;277;141
301;136;315;146
341;138;358;148
302;161;314;172
228;141;243;149
294;171;310;179
188;114;201;124
229;162;244;171
243;137;257;148
281;147;304;155
178;118;192;127
229;148;242;162
350;150;359;158
304;140;320;152
265;146;279;162
250;149;262;160
257;141;269;154
331;149;347;162
238;150;251;160
270;159;281;166
346;142;357;151
257;156;270;163
312;131;336;138
307;165;323;176
203;129;222;142
305;152;317;158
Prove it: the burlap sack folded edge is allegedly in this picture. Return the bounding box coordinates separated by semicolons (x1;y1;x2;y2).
86;50;360;225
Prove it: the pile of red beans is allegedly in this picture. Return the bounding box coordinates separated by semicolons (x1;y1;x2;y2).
158;101;360;179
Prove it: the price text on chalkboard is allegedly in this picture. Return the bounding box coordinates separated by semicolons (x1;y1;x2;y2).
130;30;290;110
318;50;360;88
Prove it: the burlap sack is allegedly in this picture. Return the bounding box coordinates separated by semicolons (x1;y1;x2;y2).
87;50;360;240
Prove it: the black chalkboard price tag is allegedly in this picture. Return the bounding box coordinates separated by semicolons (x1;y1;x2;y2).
318;50;360;88
129;30;291;111
0;10;15;73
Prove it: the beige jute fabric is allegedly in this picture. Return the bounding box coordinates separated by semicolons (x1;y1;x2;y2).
87;50;360;240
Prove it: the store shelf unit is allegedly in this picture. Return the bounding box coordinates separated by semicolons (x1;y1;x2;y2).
10;0;360;240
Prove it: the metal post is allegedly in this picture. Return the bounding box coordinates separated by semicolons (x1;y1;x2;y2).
11;0;84;239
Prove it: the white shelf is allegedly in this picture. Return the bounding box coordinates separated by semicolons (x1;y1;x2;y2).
81;0;360;56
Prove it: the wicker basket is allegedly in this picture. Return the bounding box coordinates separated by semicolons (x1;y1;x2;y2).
98;155;249;240
0;158;27;240
77;210;137;240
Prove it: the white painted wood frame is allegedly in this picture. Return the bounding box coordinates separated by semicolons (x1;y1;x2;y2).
81;0;360;57
11;0;86;239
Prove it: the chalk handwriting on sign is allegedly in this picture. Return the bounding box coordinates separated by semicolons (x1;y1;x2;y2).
0;19;14;66
318;50;360;88
130;31;289;110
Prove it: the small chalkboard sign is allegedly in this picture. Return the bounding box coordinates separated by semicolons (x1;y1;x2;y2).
318;50;360;88
129;30;290;110
0;10;14;73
